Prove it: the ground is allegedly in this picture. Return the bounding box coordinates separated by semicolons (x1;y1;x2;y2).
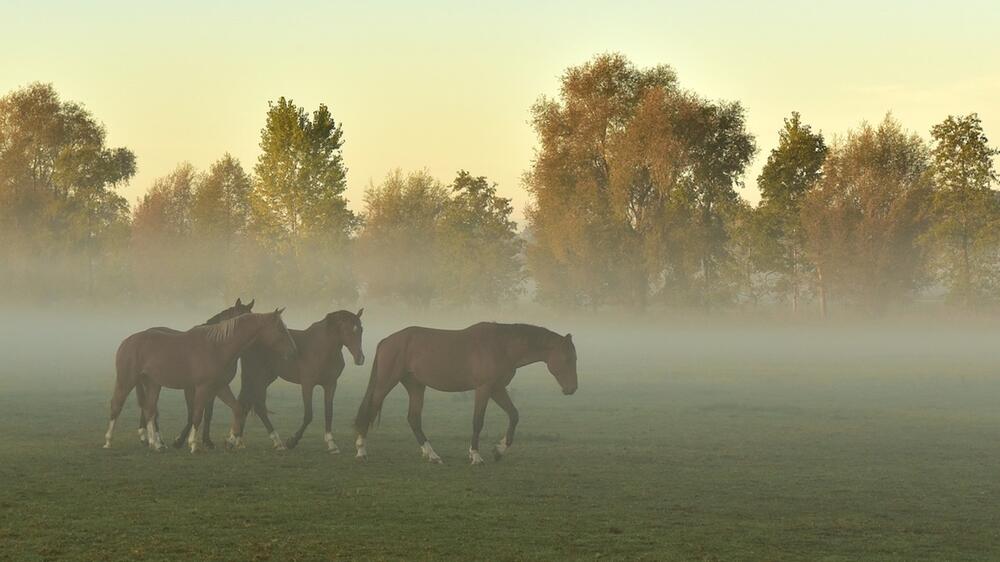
1;320;999;561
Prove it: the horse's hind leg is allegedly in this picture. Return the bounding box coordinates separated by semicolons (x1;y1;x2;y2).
105;377;135;449
135;382;148;445
490;387;519;461
141;383;165;451
286;383;315;450
173;388;196;449
401;377;440;463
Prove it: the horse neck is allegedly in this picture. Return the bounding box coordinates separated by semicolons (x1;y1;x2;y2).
506;325;552;369
218;314;265;359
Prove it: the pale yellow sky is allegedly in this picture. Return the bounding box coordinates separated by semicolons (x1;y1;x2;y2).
2;1;998;223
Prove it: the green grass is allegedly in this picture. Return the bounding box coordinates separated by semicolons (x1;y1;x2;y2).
2;331;1000;561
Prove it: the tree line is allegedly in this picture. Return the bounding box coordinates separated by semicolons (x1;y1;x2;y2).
1;54;998;315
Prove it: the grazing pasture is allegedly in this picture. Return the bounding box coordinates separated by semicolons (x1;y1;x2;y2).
1;312;999;561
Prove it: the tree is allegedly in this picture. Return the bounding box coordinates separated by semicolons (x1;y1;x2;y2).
924;114;1000;307
756;112;828;312
0;83;134;299
252;97;357;301
357;170;449;305
525;53;755;309
437;171;525;304
131;163;198;300
191;154;254;299
801;115;932;315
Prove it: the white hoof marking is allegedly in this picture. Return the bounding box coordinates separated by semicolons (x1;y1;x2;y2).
269;431;286;450
325;432;340;454
469;448;485;465
421;442;443;463
103;419;116;448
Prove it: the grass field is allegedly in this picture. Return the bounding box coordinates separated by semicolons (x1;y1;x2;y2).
2;315;1000;561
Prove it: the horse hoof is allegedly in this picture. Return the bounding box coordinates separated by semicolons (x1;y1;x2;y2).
493;448;504;462
274;442;288;451
286;439;299;450
429;456;443;464
102;443;111;449
203;440;216;450
172;438;185;449
355;452;367;462
328;445;340;455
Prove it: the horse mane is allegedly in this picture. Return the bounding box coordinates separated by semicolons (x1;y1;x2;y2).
497;323;560;348
200;313;249;343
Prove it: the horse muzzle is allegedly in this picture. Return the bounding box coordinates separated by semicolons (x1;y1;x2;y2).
354;353;365;366
562;386;577;396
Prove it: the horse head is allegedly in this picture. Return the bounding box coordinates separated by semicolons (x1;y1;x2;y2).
545;333;577;395
325;308;365;366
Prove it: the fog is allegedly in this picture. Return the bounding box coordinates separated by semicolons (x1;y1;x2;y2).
4;300;998;396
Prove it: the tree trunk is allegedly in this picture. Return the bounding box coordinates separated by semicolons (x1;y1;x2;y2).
816;265;827;320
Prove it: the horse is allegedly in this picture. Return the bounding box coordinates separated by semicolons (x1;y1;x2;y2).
353;322;577;465
104;309;297;453
135;298;254;449
237;309;365;452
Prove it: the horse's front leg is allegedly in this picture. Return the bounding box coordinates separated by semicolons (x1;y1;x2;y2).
491;386;519;461
214;385;244;449
141;383;166;452
469;385;491;465
187;386;212;454
173;388;195;449
323;382;339;453
286;383;315;449
201;395;216;449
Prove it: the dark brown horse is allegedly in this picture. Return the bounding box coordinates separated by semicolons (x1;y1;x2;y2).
136;298;254;449
238;309;365;452
354;322;577;464
104;310;297;452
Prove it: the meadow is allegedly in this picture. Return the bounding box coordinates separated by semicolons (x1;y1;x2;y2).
2;310;1000;561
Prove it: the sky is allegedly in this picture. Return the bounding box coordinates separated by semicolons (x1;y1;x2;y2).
2;0;998;223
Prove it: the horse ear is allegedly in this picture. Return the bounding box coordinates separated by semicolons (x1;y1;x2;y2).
357;307;364;318
276;307;285;315
235;298;242;307
247;298;255;310
565;333;573;342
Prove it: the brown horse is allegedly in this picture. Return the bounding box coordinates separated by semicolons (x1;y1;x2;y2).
104;310;297;452
136;298;255;449
238;309;365;452
354;322;577;464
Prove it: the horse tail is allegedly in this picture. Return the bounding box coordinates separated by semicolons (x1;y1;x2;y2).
354;344;383;433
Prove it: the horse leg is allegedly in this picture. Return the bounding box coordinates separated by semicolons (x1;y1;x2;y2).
401;377;440;463
187;386;211;454
354;363;403;461
142;383;165;452
105;373;137;449
135;382;148;446
173;387;195;449
286;384;315;450
491;386;519;461
214;384;243;449
468;385;491;465
323;382;339;453
202;394;216;449
251;390;283;450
